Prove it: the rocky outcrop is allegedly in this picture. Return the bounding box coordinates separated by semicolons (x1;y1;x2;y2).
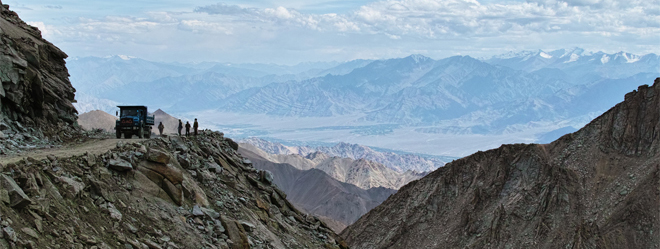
0;2;78;137
342;79;660;248
0;130;347;248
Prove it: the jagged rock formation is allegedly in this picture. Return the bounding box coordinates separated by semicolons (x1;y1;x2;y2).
0;131;347;248
239;146;396;233
78;110;117;131
240;142;422;190
0;2;78;138
342;78;660;248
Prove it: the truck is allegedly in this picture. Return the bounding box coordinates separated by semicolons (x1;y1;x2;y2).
115;105;154;139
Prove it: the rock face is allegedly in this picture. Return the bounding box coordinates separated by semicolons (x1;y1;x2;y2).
0;2;78;138
342;78;660;248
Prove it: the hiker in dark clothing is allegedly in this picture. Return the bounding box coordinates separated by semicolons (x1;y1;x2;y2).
185;121;191;136
193;118;199;136
178;120;183;136
158;122;164;136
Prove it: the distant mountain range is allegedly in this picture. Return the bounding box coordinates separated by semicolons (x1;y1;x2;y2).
240;137;445;173
69;49;660;144
239;142;425;189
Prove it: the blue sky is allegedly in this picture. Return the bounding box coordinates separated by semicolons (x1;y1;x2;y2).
6;0;659;64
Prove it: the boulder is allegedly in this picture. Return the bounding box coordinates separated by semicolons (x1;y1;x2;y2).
138;161;183;185
168;136;189;152
146;149;170;164
226;138;239;151
107;159;133;172
259;170;273;185
57;176;85;198
3;227;16;242
220;215;249;249
0;174;31;208
162;178;182;206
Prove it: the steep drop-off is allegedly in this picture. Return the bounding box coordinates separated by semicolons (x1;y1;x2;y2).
342;78;660;248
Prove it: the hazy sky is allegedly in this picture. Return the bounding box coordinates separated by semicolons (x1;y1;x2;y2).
6;0;659;64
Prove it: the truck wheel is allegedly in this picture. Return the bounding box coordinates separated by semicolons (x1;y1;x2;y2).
145;130;151;139
138;127;144;139
116;130;121;139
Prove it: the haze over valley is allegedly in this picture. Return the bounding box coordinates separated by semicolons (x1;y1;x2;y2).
69;49;659;158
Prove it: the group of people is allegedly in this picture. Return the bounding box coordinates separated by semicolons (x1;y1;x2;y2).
157;118;199;137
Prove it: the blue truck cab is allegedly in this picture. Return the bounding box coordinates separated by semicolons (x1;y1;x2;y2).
115;105;155;139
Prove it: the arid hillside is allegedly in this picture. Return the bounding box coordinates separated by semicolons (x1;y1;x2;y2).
342;78;660;248
78;110;117;131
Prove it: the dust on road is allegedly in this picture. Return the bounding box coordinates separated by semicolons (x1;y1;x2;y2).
0;138;146;165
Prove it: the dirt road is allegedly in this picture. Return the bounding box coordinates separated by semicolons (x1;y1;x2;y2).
0;138;146;165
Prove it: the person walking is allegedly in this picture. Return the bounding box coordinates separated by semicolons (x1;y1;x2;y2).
193;118;199;136
185;121;191;136
177;120;183;136
158;122;164;136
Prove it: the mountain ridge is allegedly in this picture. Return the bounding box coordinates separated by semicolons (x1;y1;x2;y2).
341;78;660;248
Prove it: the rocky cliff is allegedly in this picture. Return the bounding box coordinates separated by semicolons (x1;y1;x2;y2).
0;131;347;248
341;78;660;248
0;2;78;138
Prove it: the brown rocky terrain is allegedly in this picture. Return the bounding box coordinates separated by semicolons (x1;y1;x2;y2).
78;110;117;132
0;131;347;248
239;147;396;233
342;79;660;248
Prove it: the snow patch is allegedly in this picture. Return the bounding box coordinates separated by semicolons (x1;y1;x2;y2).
601;55;610;64
564;54;580;63
539;52;552;59
117;55;135;60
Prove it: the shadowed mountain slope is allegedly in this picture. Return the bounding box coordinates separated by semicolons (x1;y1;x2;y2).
341;78;660;248
239;147;396;233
